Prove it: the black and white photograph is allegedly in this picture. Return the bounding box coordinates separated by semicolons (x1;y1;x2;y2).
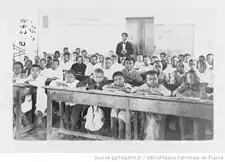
11;5;216;142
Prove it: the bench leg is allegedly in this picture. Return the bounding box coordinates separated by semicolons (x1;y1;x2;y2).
47;91;52;140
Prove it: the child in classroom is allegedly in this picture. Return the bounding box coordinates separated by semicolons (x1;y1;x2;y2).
102;71;132;139
121;57;143;86
153;61;169;85
103;57;116;80
85;54;101;76
139;55;154;74
132;70;171;140
23;64;47;127
71;55;87;76
13;61;27;83
75;68;109;134
164;56;178;82
134;54;144;70
151;55;160;65
50;69;79;130
170;61;186;86
45;59;63;84
23;59;33;76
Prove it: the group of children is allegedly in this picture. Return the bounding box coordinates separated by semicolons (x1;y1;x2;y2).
13;48;214;140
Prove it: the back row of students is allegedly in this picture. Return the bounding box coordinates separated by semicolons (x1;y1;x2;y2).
13;51;214;139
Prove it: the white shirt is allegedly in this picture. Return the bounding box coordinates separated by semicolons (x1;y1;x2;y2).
134;62;145;70
103;67;117;80
85;63;102;76
139;64;154;74
60;61;72;71
111;62;124;72
122;41;126;51
45;67;63;80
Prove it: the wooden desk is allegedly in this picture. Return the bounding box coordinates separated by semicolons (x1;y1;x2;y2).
13;83;36;140
45;86;213;140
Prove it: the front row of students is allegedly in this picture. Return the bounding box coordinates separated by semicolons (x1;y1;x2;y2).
13;57;213;140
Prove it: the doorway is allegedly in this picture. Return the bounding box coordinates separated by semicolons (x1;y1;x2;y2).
126;17;154;56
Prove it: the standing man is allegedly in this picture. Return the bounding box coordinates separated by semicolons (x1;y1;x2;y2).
116;32;133;57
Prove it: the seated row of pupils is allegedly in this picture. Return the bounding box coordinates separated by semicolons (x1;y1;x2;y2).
13;50;214;139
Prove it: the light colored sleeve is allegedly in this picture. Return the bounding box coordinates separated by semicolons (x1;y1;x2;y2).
131;84;146;93
159;85;171;97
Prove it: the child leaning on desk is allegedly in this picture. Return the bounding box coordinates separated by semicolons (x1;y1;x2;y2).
132;70;171;140
50;69;79;130
102;71;132;139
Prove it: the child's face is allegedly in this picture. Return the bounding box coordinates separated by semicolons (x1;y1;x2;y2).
197;62;206;73
111;56;117;64
93;72;104;84
105;59;112;69
160;55;166;61
146;74;158;86
64;55;70;62
40;60;46;69
52;61;59;70
99;55;104;62
144;57;151;65
30;67;41;79
25;60;32;68
65;73;75;83
34;56;40;63
77;57;83;64
119;57;126;64
137;55;143;62
91;57;98;64
125;60;134;71
178;56;184;62
171;58;178;67
13;63;23;74
184;55;191;63
154;63;162;72
177;63;184;73
189;61;196;70
114;75;125;86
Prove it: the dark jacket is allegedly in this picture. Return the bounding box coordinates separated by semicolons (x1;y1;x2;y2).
71;63;87;75
76;77;109;90
116;41;134;57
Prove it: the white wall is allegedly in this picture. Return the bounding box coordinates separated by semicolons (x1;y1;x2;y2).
12;7;216;59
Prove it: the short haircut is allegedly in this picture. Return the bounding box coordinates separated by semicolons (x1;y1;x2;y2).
145;70;158;76
112;71;124;80
199;55;206;60
160;52;166;57
76;55;83;61
47;56;52;60
94;68;104;74
124;57;135;64
55;50;60;54
178;54;184;57
53;59;59;65
40;58;46;63
76;48;80;50
81;50;87;53
25;59;32;64
143;55;151;59
105;57;112;61
63;47;68;50
206;53;213;57
65;69;76;78
64;52;70;57
111;55;117;58
14;61;24;69
91;54;98;59
154;60;162;65
152;55;158;59
31;64;41;70
184;53;191;57
121;32;128;37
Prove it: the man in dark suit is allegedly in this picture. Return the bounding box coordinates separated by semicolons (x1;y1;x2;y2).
116;32;134;57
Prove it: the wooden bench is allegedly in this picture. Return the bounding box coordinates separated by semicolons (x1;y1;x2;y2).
13;83;37;140
44;86;213;140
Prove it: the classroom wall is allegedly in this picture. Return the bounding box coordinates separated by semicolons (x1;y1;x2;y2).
11;7;216;60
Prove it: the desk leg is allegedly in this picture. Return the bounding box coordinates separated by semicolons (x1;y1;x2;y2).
47;91;52;140
125;109;131;140
15;88;22;140
179;116;185;140
193;119;206;140
133;112;138;140
59;102;64;129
